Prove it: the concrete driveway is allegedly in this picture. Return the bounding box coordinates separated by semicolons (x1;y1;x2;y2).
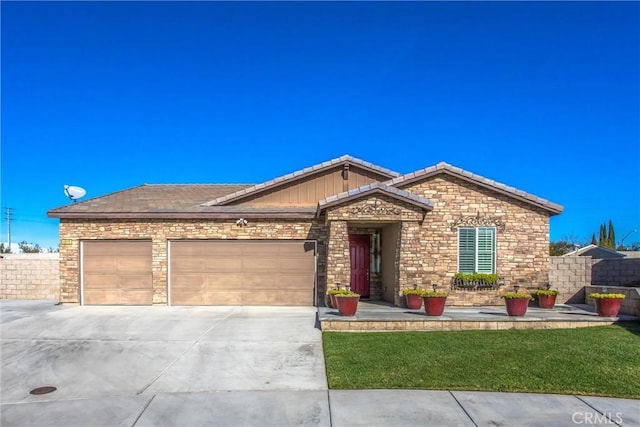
0;300;329;426
2;301;639;427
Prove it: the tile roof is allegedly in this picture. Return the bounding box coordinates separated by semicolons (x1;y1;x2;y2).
317;182;435;213
47;184;318;219
47;156;563;218
386;162;564;214
202;154;400;206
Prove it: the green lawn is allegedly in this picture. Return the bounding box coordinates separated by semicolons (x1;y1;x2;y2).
323;323;640;398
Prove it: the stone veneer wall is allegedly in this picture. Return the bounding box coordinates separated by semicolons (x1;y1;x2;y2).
404;174;552;306
325;194;425;303
0;253;60;300
58;219;326;304
549;256;591;304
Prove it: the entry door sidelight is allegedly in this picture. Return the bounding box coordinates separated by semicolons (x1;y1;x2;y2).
349;234;370;297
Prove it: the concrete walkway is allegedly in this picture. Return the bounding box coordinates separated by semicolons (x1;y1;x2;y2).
1;300;638;426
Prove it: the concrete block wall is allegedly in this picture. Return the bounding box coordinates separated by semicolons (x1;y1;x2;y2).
592;258;640;287
0;253;60;300
549;256;591;304
585;285;640;316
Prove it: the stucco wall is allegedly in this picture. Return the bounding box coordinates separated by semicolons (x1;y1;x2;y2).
0;253;60;300
59;219;327;304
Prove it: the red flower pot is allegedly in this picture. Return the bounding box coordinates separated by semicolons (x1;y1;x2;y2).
505;298;529;317
405;294;423;310
537;294;557;309
336;296;359;317
330;294;338;309
595;298;623;317
423;297;447;316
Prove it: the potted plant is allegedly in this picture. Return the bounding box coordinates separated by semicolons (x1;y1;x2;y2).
534;289;560;309
402;288;424;310
589;293;626;317
501;292;533;317
327;288;348;309
422;290;448;316
335;291;360;317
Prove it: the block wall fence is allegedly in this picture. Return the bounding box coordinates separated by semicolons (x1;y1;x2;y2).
0;253;60;300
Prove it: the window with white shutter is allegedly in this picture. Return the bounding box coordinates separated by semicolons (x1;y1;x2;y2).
458;227;496;274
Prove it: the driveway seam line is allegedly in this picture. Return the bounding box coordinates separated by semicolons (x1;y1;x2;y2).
131;394;156;427
449;391;479;427
326;390;333;427
574;395;624;427
135;307;241;395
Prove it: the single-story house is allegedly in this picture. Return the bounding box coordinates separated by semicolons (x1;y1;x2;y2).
47;155;563;307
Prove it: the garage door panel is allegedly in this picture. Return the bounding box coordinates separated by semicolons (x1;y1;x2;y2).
204;259;242;273
170;258;205;272
242;259;279;272
84;290;120;305
118;274;153;289
82;241;152;305
83;258;118;271
83;274;120;289
170;240;315;306
119;258;152;271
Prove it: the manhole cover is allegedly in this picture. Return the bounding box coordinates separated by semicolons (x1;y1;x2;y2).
30;386;57;395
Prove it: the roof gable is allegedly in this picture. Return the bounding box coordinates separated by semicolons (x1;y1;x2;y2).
387;162;563;215
317;182;434;217
202;155;400;207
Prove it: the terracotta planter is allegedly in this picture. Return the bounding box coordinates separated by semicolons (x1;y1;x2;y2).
595;298;623;317
405;294;423;310
330;294;338;309
537;294;557;309
336;296;359;317
505;298;530;317
423;296;447;316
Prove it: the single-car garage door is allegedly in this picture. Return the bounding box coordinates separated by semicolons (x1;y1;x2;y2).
82;240;153;305
169;240;316;306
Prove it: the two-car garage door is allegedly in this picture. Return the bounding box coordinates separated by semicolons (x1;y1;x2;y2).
81;240;316;306
169;241;316;306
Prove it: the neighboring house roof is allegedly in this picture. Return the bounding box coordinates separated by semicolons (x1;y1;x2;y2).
203;154;400;206
317;182;435;217
386;162;563;215
618;251;640;258
563;244;625;259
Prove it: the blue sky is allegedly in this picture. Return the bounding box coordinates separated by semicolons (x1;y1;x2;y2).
2;1;639;250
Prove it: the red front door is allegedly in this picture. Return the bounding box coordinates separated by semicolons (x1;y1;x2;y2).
349;234;370;297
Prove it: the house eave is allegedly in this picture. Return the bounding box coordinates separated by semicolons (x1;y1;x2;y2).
48;212;317;220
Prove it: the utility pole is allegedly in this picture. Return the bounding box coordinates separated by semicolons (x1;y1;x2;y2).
3;207;12;250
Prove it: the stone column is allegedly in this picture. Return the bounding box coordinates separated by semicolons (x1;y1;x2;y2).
397;221;422;306
326;220;350;290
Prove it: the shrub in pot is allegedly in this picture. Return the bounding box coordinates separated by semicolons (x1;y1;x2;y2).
402;288;424;310
534;289;560;309
422;291;448;316
589;293;626;317
501;292;533;317
335;291;361;317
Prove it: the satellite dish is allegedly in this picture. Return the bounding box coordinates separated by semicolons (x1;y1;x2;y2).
64;185;86;202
